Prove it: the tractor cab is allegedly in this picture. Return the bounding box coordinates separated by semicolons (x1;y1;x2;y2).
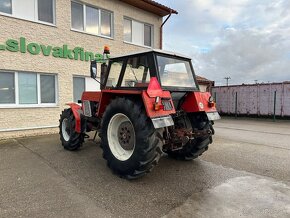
97;49;199;92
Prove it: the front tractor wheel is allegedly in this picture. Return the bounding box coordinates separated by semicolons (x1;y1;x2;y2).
101;98;162;179
59;109;84;151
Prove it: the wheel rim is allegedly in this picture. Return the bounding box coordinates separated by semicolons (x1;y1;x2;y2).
62;118;70;142
107;113;135;161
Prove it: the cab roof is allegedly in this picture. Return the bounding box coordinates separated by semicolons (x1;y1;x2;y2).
110;49;192;60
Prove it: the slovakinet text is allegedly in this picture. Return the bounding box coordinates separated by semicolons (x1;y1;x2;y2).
0;37;108;62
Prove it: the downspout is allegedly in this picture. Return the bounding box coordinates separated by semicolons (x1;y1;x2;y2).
160;11;172;49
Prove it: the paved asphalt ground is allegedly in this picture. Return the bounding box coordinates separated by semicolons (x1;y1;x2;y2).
1;117;290;218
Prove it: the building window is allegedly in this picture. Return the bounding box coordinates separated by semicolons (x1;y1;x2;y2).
0;71;57;106
18;72;38;104
40;75;56;103
144;24;152;47
101;10;112;37
73;77;85;103
0;0;55;25
0;0;12;14
85;5;99;34
123;18;132;42
73;76;100;102
124;18;153;47
0;72;15;104
71;1;84;31
38;0;54;24
71;1;113;38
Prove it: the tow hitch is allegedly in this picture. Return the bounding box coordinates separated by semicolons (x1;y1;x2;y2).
163;128;212;151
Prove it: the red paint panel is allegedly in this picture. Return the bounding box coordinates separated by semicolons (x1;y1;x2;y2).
181;92;218;113
66;103;82;133
146;77;163;97
97;92;111;117
102;90;142;95
81;91;102;102
142;90;175;118
142;77;175;118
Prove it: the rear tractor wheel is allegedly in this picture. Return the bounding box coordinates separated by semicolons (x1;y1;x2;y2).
101;98;162;179
59;109;84;151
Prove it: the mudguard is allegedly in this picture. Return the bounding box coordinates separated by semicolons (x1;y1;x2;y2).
181;92;218;113
142;77;176;119
66;103;82;133
142;77;175;128
181;92;221;121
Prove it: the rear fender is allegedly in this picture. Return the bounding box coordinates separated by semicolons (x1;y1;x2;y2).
181;92;218;113
66;103;83;133
142;77;175;128
142;91;175;118
96;78;176;129
97;90;142;116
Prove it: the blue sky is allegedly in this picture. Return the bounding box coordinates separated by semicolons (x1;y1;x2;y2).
159;0;290;85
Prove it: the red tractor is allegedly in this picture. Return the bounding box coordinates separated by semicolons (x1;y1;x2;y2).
59;47;220;179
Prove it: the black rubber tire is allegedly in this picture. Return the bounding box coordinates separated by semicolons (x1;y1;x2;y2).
101;97;162;179
167;113;213;161
59;108;84;151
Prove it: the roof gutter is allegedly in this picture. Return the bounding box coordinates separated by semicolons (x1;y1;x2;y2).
161;11;173;27
160;11;172;49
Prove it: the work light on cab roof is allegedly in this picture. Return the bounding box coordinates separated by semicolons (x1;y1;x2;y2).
103;45;110;54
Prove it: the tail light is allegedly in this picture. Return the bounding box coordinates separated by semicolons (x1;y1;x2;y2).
154;99;173;111
208;96;216;107
154;103;164;111
154;96;164;111
208;102;215;107
154;96;175;111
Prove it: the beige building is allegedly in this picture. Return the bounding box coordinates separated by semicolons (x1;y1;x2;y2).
0;0;176;139
196;75;215;92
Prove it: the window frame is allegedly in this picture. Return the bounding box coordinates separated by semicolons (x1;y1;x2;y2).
71;0;114;39
0;0;56;26
0;71;58;108
123;17;154;48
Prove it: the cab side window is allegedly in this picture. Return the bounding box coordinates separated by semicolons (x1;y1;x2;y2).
121;55;150;87
106;61;123;87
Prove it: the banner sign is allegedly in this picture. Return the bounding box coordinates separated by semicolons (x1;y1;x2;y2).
0;37;107;62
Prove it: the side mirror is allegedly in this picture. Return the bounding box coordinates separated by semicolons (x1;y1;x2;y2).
90;60;97;79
